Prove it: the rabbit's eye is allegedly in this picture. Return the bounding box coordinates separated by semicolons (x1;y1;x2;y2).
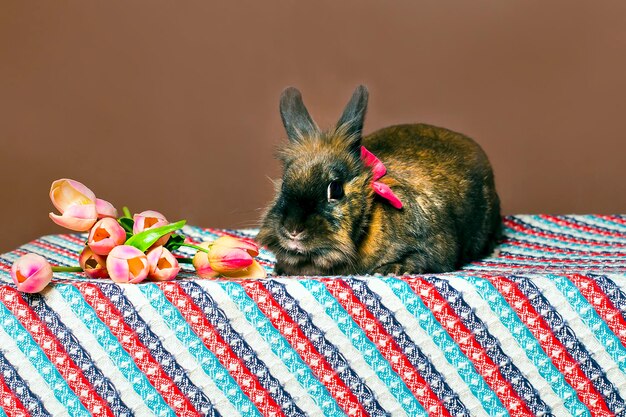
327;180;344;201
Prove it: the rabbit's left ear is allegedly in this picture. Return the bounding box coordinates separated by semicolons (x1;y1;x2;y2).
336;85;369;142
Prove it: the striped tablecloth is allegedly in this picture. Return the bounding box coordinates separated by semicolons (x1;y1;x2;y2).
0;215;625;416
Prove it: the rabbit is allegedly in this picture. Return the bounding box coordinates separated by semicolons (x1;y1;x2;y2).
256;85;501;276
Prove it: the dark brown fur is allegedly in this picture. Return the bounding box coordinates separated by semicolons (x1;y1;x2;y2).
257;86;501;275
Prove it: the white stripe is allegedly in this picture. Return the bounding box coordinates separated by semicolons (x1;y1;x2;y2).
0;324;69;417
283;279;406;416
448;277;571;417
366;278;487;417
202;281;324;416
533;278;626;400
122;285;241;417
43;288;156;417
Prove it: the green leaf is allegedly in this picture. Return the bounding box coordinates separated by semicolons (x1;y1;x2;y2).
122;206;132;219
124;220;187;252
164;234;185;251
118;217;135;233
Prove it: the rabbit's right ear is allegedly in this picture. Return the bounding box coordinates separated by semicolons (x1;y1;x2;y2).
280;87;319;142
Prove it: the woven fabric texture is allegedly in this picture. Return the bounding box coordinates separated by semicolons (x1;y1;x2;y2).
0;214;625;416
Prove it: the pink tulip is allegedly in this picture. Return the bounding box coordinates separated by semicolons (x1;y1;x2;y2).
146;246;180;281
96;198;118;218
48;179;98;231
87;218;126;255
11;254;53;293
192;242;220;278
208;236;258;274
79;246;109;278
133;210;170;247
106;245;149;284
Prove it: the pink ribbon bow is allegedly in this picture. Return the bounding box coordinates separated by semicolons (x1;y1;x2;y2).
360;146;403;209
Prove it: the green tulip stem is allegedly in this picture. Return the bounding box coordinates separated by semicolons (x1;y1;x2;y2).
176;258;194;264
52;266;83;273
178;242;212;253
122;206;132;218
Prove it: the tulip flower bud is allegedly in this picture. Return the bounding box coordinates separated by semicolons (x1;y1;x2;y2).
146;246;180;281
11;254;53;293
49;179;99;231
79;246;109;278
106;245;149;284
192;242;220;279
87;218;126;255
133;210;170;247
208;236;258;273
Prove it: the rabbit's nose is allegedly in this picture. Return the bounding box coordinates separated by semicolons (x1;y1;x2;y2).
284;225;305;240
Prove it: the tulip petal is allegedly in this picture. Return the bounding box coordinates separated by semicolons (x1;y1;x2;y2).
372;181;403;209
96;198;118;218
222;260;267;279
49;206;98;232
360;146;386;180
50;179;96;213
209;246;253;273
213;236;259;257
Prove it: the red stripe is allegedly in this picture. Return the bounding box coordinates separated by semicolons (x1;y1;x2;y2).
486;276;613;417
76;283;200;417
159;282;285;417
404;278;534;417
504;218;626;248
0;368;29;417
321;278;453;417
0;287;114;417
541;215;626;238
568;274;626;342
241;280;367;417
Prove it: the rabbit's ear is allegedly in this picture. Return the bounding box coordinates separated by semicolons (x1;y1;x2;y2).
336;85;369;140
280;87;319;142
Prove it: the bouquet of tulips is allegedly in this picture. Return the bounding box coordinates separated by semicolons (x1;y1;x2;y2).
10;179;266;293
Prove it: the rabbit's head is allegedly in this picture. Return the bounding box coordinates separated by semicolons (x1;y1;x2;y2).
257;86;374;274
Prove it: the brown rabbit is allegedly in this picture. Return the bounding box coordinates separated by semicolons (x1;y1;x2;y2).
257;86;501;275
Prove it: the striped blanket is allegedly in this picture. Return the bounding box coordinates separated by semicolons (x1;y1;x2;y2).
0;214;625;416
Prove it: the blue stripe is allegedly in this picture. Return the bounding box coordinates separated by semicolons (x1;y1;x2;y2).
99;283;220;417
0;298;90;417
138;283;262;417
0;349;51;417
55;284;176;417
178;281;304;417
464;276;590;417
592;275;626;324
263;279;388;417
551;276;626;373
219;281;345;417
380;277;508;416
424;276;553;417
23;292;133;417
299;279;428;417
511;276;626;415
346;278;470;417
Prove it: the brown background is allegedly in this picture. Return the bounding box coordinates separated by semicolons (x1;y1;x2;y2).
1;1;626;253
